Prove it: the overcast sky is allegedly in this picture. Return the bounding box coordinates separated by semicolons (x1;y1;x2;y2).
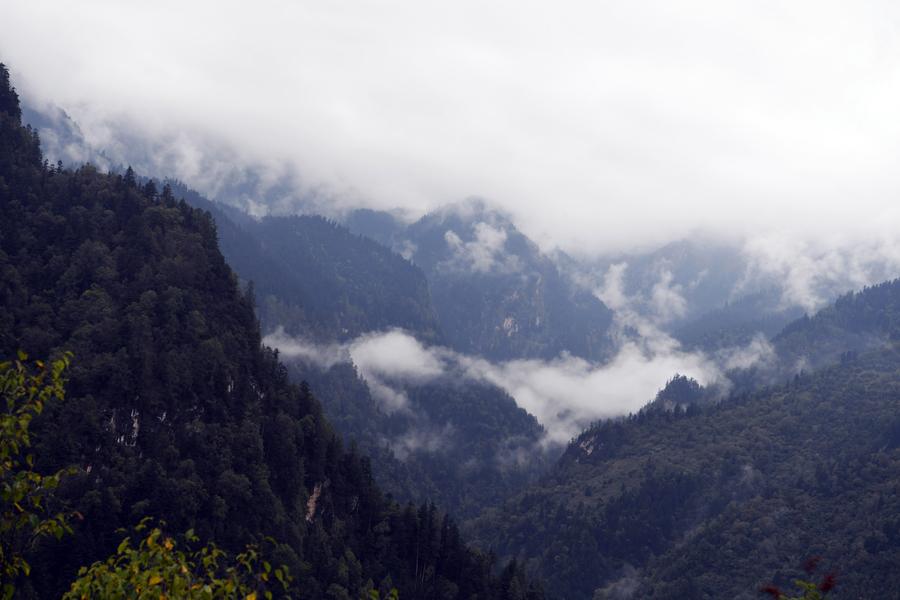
3;1;900;253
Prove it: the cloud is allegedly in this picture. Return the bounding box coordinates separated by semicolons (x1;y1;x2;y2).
265;324;777;446
649;270;688;324
264;327;347;369
381;423;455;461
348;330;446;410
716;333;775;372
737;232;900;312
458;343;719;445
265;328;446;411
595;262;686;354
348;330;445;381
442;222;521;273
5;2;900;254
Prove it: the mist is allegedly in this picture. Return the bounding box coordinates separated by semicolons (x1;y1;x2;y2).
264;322;778;445
4;2;900;255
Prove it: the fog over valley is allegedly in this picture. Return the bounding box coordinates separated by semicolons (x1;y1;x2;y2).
3;3;900;598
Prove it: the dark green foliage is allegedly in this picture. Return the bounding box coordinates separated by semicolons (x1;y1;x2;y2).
772;279;900;372
165;180;441;344
640;374;713;414
166;180;550;519
250;215;441;342
0;353;75;599
0;66;542;599
0;65;20;123
471;343;900;599
298;363;551;519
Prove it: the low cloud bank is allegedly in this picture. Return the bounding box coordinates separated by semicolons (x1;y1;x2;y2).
458;343;719;444
738;232;900;312
265;323;770;446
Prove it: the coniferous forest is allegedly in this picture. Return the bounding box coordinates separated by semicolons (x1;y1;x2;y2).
4;7;900;596
0;64;543;599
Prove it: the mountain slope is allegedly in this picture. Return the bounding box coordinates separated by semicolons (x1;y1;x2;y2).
469;281;900;599
771;278;900;372
249;215;442;341
397;200;613;361
294;361;551;519
0;63;542;600
163;181;442;343
163;180;551;519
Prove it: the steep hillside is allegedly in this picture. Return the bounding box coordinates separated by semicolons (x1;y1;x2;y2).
132;173;551;526
398;200;613;361
248;215;442;342
162;181;443;343
293;362;551;519
468;280;900;598
470;342;900;599
673;289;803;352
0;63;543;600
162;179;551;519
771;278;900;373
592;239;750;326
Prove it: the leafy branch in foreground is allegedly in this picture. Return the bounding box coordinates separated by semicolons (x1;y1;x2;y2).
760;557;837;599
0;351;76;599
64;518;292;600
0;354;297;599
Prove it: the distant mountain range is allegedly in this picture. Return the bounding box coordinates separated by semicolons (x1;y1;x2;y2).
13;78;900;600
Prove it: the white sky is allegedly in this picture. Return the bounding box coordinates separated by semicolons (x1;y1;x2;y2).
3;1;900;253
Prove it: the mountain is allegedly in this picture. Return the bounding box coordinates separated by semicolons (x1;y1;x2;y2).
770;278;900;373
154;181;443;344
159;181;552;519
0;63;543;599
388;200;614;361
291;360;551;519
468;280;900;599
673;289;803;353
591;238;750;326
247;215;442;341
342;207;406;248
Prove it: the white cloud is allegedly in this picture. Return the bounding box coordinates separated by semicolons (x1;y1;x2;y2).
458;343;719;445
5;2;900;254
649;270;688;324
382;423;455;461
263;327;347;369
265;328;446;411
266;326;775;446
737;232;900;311
348;330;445;381
442;222;521;273
716;333;776;372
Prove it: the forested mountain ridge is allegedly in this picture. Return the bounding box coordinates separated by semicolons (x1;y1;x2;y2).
249;215;442;341
771;278;900;373
468;280;900;599
161;180;442;343
472;350;900;599
393;201;614;361
160;179;552;520
0;63;543;599
294;363;551;519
